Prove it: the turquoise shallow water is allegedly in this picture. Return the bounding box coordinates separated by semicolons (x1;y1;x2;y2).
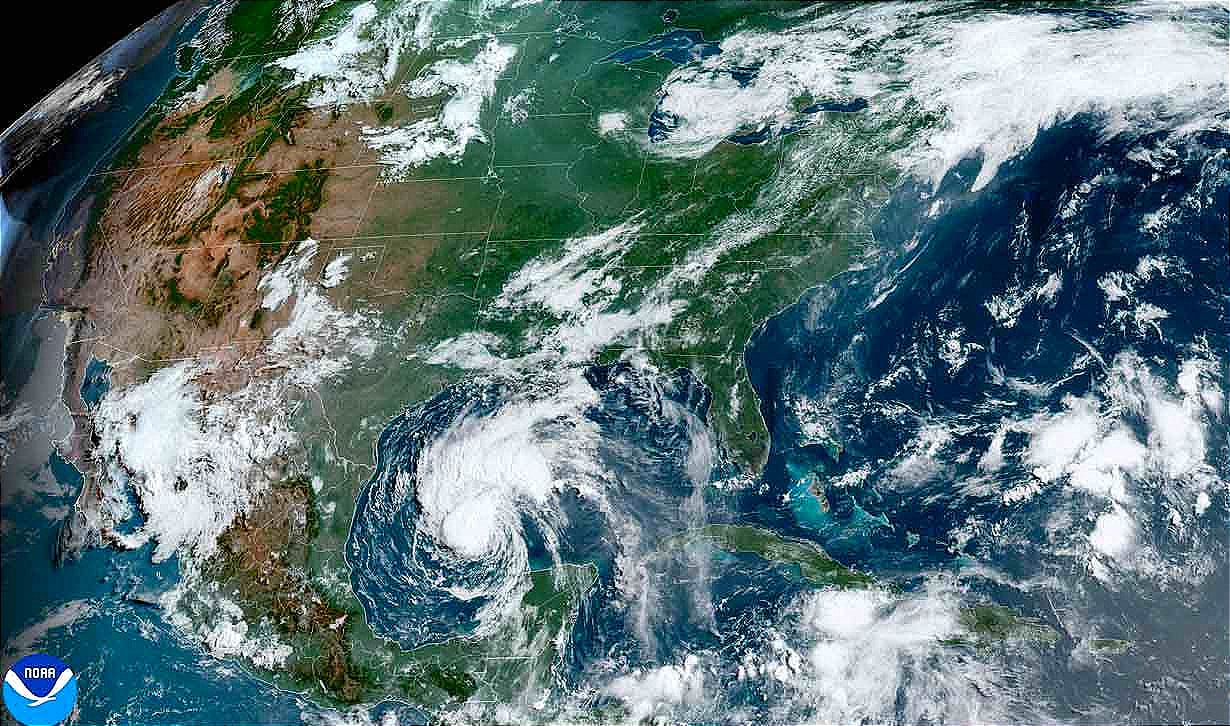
2;3;1227;724
8;84;1230;726
341;118;1229;722
745;119;1230;721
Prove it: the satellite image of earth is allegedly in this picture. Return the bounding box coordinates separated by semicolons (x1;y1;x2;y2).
1;1;1227;724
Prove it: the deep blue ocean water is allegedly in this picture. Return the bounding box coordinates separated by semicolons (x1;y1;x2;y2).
8;114;1226;723
345;117;1229;722
0;6;342;724
347;364;737;651
745;118;1230;720
2;6;1226;722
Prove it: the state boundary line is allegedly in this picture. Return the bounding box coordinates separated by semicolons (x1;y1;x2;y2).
73;22;892;375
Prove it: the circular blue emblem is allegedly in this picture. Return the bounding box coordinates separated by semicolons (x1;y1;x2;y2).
3;654;78;726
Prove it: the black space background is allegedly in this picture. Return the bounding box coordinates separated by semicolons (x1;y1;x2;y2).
2;1;176;131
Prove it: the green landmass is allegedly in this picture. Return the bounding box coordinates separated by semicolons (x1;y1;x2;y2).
662;523;875;588
944;604;1060;646
244;159;328;267
208;478;598;708
80;0;935;717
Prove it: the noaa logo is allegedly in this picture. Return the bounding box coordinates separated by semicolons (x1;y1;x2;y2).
2;654;77;726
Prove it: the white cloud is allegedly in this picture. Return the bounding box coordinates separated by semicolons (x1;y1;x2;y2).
605;655;706;723
363;38;516;178
276;1;445;108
